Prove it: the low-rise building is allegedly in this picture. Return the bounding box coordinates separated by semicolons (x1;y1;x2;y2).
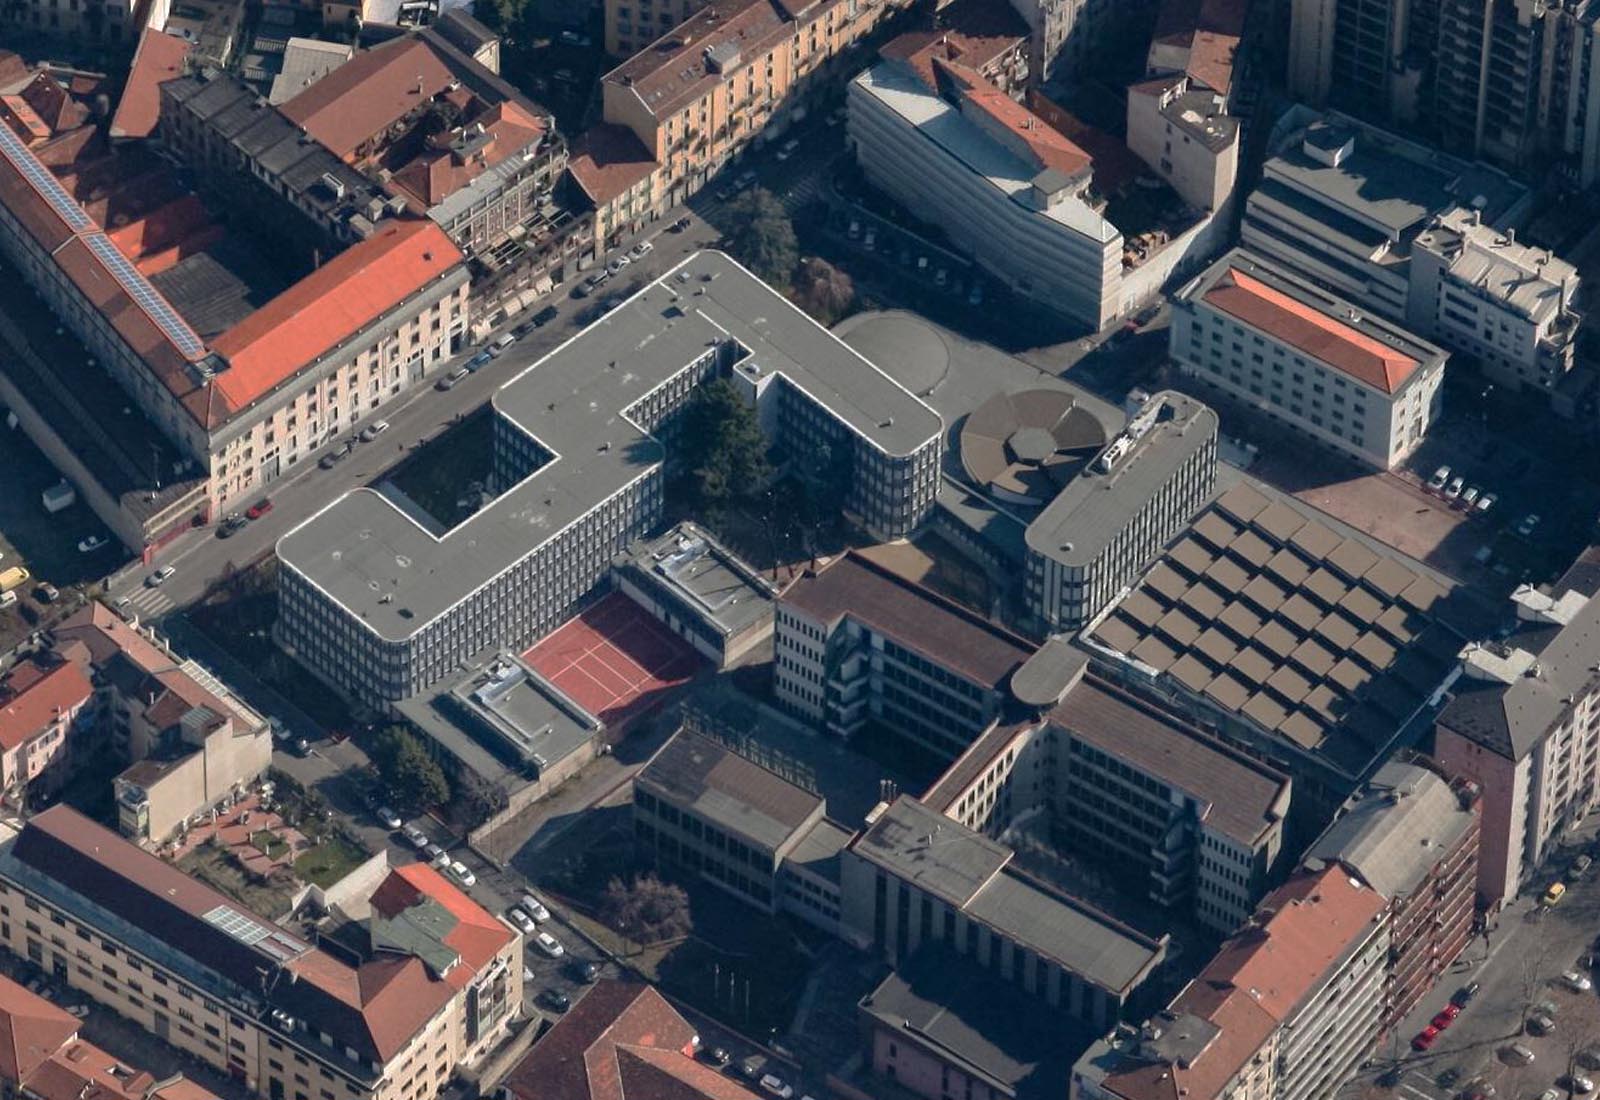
1172;250;1446;470
1024;389;1218;633
612;522;777;670
1433;579;1600;908
0;654;93;802
841;795;1169;1028
1073;865;1389;1100
1125;76;1238;212
54;604;272;847
1303;758;1480;1031
0;806;520;1100
501;980;761;1099
0;971;218;1100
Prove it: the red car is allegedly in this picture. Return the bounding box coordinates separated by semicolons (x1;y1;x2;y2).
1412;1026;1440;1052
1432;1005;1460;1030
246;498;273;519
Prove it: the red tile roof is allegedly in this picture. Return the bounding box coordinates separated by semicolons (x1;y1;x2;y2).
0;973;78;1083
1024;90;1144;195
1203;267;1421;393
370;864;514;989
0;660;92;752
386;100;545;209
110;28;192;141
280;37;456;160
503;982;762;1100
959;77;1090;178
210;219;461;410
1152;0;1246;93
569;124;659;207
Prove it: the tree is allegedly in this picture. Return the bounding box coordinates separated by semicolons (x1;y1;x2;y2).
724;189;798;287
371;726;450;810
600;873;692;948
454;769;509;828
791;257;855;325
673;379;772;515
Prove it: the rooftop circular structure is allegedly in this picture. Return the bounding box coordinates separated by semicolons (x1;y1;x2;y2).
960;389;1111;506
835;312;950;397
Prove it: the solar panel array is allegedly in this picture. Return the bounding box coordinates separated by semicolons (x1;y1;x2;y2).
0;123;94;234
1091;482;1457;763
204;904;310;963
84;232;207;358
0;118;207;361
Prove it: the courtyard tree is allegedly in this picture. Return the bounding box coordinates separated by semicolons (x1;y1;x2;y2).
792;257;855;325
725;189;798;287
371;726;450;810
600;872;693;949
674;378;771;516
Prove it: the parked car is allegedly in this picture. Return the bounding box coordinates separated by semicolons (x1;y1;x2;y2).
1539;1089;1561;1100
1475;492;1497;516
776;138;800;161
629;240;654;259
1428;466;1451;492
532;305;559;327
1528;1014;1556;1036
540;988;571;1012
466;350;493;370
1445;476;1465;501
758;1074;793;1098
246;498;273;519
557;29;590;45
670;216;693;232
1563;971;1593;992
1503;1044;1536;1066
489;332;516;356
1453;981;1481;1006
1577;1050;1600;1071
533;931;564;958
425;843;446;864
1413;1026;1440;1051
507;908;537;935
1433;1004;1461;1029
359;420;390;442
146;565;175;587
77;534;109;553
700;1047;730;1068
569;959;599;983
376;806;403;830
217;513;247;538
520;893;551;923
34;583;58;604
1574;854;1593;877
1564;1077;1595;1095
402;825;428;849
436;366;470;391
1543;882;1567;906
448;860;476;887
1518;513;1542;537
1460;486;1480;509
605;255;630;275
319;449;345;469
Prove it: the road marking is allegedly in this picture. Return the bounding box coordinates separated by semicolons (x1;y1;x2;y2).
121;587;172;617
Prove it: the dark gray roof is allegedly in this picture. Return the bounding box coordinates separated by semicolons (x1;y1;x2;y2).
860;945;1087;1099
614;522;776;641
277;251;942;642
638;729;822;854
784;817;853;885
1025;391;1217;568
1305;760;1476;898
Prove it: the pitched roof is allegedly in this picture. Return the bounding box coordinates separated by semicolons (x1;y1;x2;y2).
279;37;456;160
209;219;461;409
1201;265;1420;393
782;551;1034;687
110;28;192;141
603;0;793;122
369;863;513;989
0;972;78;1082
502;981;762;1100
0;659;92;751
957;76;1090;178
568;124;658;207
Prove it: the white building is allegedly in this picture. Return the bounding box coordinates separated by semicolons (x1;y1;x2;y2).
1126;76;1239;212
847;54;1122;329
1172;249;1446;470
1411;210;1581;393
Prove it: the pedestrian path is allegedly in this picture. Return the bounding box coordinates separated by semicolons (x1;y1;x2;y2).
119;584;173;619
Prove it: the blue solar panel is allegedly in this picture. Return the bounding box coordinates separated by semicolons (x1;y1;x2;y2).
0;124;95;234
84;231;206;358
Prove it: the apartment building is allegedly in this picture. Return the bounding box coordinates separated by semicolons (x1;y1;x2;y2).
1411;210;1581;393
633;729;850;934
1172;250;1446;470
921;650;1290;935
276;252;941;706
1146;0;1247;99
566;124;664;254
1286;0;1431;122
53;604;271;847
1125;77;1238;213
1434;581;1600;907
1084;482;1465;832
841;796;1170;1028
1008;0;1154;82
601;0;902;212
0;0;167;46
773;551;1036;761
0;971;218;1100
1073;865;1388;1100
1024;390;1218;633
848;45;1124;329
0;654;93;800
0;807;521;1100
1242;113;1530;326
1303;759;1479;1031
0;113;470;521
605;0;707;57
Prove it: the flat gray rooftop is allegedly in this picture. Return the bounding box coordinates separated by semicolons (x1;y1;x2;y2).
277;251;941;643
617;522;775;639
639;729;822;853
1026;390;1216;567
853;798;1166;993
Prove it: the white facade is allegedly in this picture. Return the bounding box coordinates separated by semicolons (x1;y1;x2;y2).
1172;250;1446;470
1275;911;1389;1100
1126;77;1239;212
847;62;1122;330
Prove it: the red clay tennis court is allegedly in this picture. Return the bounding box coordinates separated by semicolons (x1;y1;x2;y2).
523;592;703;731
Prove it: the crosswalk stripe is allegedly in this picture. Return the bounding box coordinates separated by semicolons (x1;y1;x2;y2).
122;587;173;617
